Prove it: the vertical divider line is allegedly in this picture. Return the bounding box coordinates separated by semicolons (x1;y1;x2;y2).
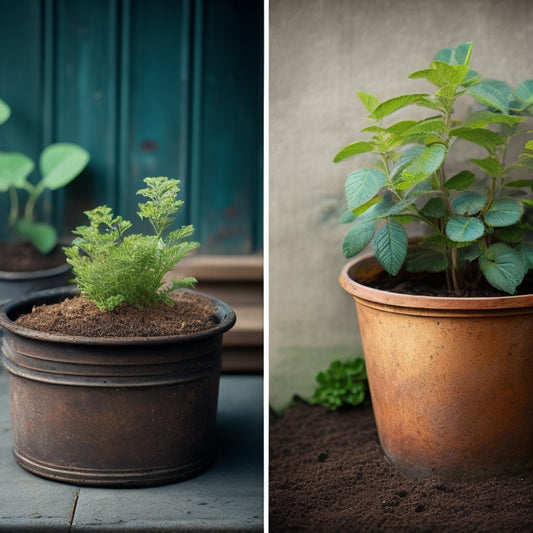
189;0;204;236
117;0;131;215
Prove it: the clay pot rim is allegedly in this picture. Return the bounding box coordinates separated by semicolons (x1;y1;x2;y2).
339;253;533;311
0;262;71;281
0;286;236;345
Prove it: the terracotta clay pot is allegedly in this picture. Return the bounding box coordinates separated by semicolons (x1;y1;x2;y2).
339;253;533;480
0;286;236;487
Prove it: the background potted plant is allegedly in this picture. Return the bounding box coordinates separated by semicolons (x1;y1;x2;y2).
336;42;533;479
0;177;236;487
0;97;89;301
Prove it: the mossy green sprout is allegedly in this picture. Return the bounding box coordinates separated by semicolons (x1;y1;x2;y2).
64;177;199;311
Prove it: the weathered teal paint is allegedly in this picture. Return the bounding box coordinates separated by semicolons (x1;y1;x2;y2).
0;0;263;254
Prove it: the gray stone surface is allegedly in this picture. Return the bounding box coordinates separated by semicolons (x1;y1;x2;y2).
0;369;263;532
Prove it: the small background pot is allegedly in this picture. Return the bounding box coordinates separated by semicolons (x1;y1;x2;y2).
339;253;533;480
0;286;236;487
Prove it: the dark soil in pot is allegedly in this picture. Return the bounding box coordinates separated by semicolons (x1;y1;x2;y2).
0;241;66;272
270;399;533;532
14;291;219;337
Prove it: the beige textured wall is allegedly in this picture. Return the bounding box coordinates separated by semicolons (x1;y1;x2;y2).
268;0;533;410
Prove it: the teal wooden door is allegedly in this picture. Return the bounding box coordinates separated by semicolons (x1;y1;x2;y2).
0;0;263;254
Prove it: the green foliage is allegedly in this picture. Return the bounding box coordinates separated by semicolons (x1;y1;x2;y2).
0;99;90;253
335;42;533;294
64;177;199;312
310;357;368;410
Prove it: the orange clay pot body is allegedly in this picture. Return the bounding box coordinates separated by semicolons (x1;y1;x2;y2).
339;253;533;480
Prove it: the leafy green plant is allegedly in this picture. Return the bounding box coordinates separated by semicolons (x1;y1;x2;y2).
64;176;199;311
335;42;533;295
310;357;368;410
0;98;90;254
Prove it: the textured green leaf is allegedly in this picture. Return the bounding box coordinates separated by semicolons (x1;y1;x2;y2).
494;225;528;243
465;79;515;114
390;146;424;181
434;42;473;66
405;246;448;273
514;242;533;269
345;168;387;212
451;127;505;153
398;143;446;189
470;156;504;177
445;170;476;191
0;152;35;191
402;116;447;139
457;242;482;265
372;219;408;275
450;191;487;216
342;220;376;257
504;179;533;189
40;143;90;190
420;197;447;218
356;91;379;113
0;98;10;125
479;243;525;294
371;94;428;120
445;216;485;242
462;110;526;128
484;198;522;227
333;141;375;163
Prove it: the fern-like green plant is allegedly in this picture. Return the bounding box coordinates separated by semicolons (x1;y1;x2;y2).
335;42;533;295
63;177;199;311
310;357;368;410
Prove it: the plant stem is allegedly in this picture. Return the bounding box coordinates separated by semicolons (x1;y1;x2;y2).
8;187;18;228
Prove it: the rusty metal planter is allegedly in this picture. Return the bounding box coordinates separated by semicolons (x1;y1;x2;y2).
339;253;533;481
0;286;236;487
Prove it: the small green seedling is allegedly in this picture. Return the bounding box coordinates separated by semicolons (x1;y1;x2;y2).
310;357;368;410
0;98;89;253
64;176;199;311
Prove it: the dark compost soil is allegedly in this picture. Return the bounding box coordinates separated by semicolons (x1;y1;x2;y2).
269;399;533;532
0;241;66;272
14;291;219;337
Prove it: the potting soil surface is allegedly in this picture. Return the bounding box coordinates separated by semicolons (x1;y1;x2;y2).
269;399;533;532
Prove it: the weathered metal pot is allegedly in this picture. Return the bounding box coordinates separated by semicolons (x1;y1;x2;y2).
0;286;236;487
339;253;533;480
0;263;72;304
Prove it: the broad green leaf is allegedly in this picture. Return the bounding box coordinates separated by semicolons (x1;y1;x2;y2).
462;110;526;128
333;141;375;163
405;246;448;273
342;220;376;257
515;80;533;103
445;216;485;242
505;179;533;190
514;241;533;269
458;242;482;265
372;219;408;275
0;98;10;125
352;195;382;217
484;198;522;227
402;116;447;138
0;152;34;191
40;143;90;190
445;170;476;191
479;243;525;294
397;143;446;189
494;225;528;243
340;210;356;224
434;42;473;66
465;79;515;114
423;232;476;249
450;191;487;216
371;94;428;120
390;145;424;181
420;197;447;218
15;219;57;254
345;168;387;212
471;156;504;177
357;198;413;223
356;91;379;113
431;61;469;85
451;127;505;153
